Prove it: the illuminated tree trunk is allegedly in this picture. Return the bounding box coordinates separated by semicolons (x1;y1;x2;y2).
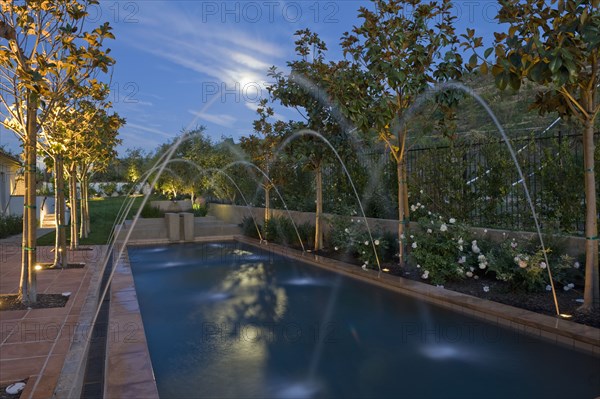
53;155;67;268
19;94;37;304
314;165;323;251
264;185;271;224
69;165;79;249
582;112;599;310
397;159;406;266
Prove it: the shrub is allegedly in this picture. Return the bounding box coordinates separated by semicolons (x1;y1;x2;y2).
408;208;485;285
240;216;262;239
0;214;23;238
328;213;391;269
192;202;208;217
263;216;313;249
100;182;118;197
486;234;582;292
140;203;163;218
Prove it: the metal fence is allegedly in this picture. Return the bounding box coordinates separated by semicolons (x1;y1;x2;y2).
320;129;598;235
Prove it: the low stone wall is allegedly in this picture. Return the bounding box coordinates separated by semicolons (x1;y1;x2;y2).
207;203;586;257
149;199;192;213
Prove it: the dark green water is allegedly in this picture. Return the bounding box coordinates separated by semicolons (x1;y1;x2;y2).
128;242;600;399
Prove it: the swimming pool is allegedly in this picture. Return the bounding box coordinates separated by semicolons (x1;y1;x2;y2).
128;241;600;398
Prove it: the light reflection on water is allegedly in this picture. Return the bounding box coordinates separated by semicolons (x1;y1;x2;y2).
128;242;600;399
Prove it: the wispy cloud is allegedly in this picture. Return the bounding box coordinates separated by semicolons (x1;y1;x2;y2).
127;122;174;138
188;110;237;128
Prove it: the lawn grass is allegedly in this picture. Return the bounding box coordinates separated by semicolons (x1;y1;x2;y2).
37;196;150;246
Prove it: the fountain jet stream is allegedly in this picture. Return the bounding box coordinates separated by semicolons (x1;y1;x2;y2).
392;81;561;316
273;128;382;272
222;160;307;252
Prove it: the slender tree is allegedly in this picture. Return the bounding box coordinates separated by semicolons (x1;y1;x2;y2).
463;0;599;310
267;30;351;251
339;0;463;265
0;0;115;304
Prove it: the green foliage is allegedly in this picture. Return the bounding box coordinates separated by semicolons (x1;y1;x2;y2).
240;216;262;240
264;216;310;248
192;202;208;217
408;209;483;285
328;213;392;269
486;234;582;292
140;203;163;218
100;182;118;197
0;215;23;239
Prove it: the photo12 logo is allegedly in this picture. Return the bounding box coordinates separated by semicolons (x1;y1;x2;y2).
201;81;271;104
198;1;339;24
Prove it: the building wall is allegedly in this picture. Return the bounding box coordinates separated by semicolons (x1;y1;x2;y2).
0;155;20;215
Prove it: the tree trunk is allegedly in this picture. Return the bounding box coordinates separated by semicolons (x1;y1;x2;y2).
53;155;67;268
314;166;323;251
397;159;407;266
79;176;89;238
264;185;271;224
85;177;90;235
19;94;37;304
69;166;79;250
581;116;599;310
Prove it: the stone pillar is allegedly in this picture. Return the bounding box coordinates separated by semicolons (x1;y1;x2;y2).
165;213;180;241
180;212;194;242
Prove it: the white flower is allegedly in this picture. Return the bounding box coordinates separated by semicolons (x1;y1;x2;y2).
484;229;488;233
436;285;444;289
574;262;580;269
471;241;480;254
483;286;490;293
365;261;369;265
412;242;418;249
364;241;369;245
417;264;421;268
568;283;574;288
563;285;570;291
470;267;475;272
440;224;448;232
466;271;473;277
546;285;552;291
416;202;421;207
334;246;339;251
539;262;547;269
400;234;406;240
479;263;487;269
458;256;466;264
410;235;414;239
362;264;367;270
427;229;432;234
374;239;380;246
421;271;429;279
449;218;456;224
420;204;425;209
420;190;424;194
428;211;432;215
344;228;349;233
410;205;417;212
458;237;464;245
474;275;480;280
518;260;528;269
511;241;518;249
478;255;486;262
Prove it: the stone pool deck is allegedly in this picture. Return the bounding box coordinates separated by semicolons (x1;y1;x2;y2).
0;232;106;398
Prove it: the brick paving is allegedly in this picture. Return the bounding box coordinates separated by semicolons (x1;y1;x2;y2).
0;231;105;398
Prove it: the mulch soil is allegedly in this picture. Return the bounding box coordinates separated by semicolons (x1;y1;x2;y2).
0;294;68;312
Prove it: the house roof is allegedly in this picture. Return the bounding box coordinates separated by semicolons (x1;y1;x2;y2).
0;149;21;166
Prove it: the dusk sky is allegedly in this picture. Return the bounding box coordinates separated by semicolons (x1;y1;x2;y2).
0;1;502;155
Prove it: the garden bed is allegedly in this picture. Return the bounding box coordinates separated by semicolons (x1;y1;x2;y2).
316;248;600;328
0;294;69;312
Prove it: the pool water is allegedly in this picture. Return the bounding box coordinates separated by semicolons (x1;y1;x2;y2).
128;242;600;398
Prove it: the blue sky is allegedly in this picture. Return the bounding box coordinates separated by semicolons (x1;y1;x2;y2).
0;0;502;156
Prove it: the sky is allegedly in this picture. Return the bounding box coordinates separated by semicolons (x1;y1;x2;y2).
0;0;502;156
